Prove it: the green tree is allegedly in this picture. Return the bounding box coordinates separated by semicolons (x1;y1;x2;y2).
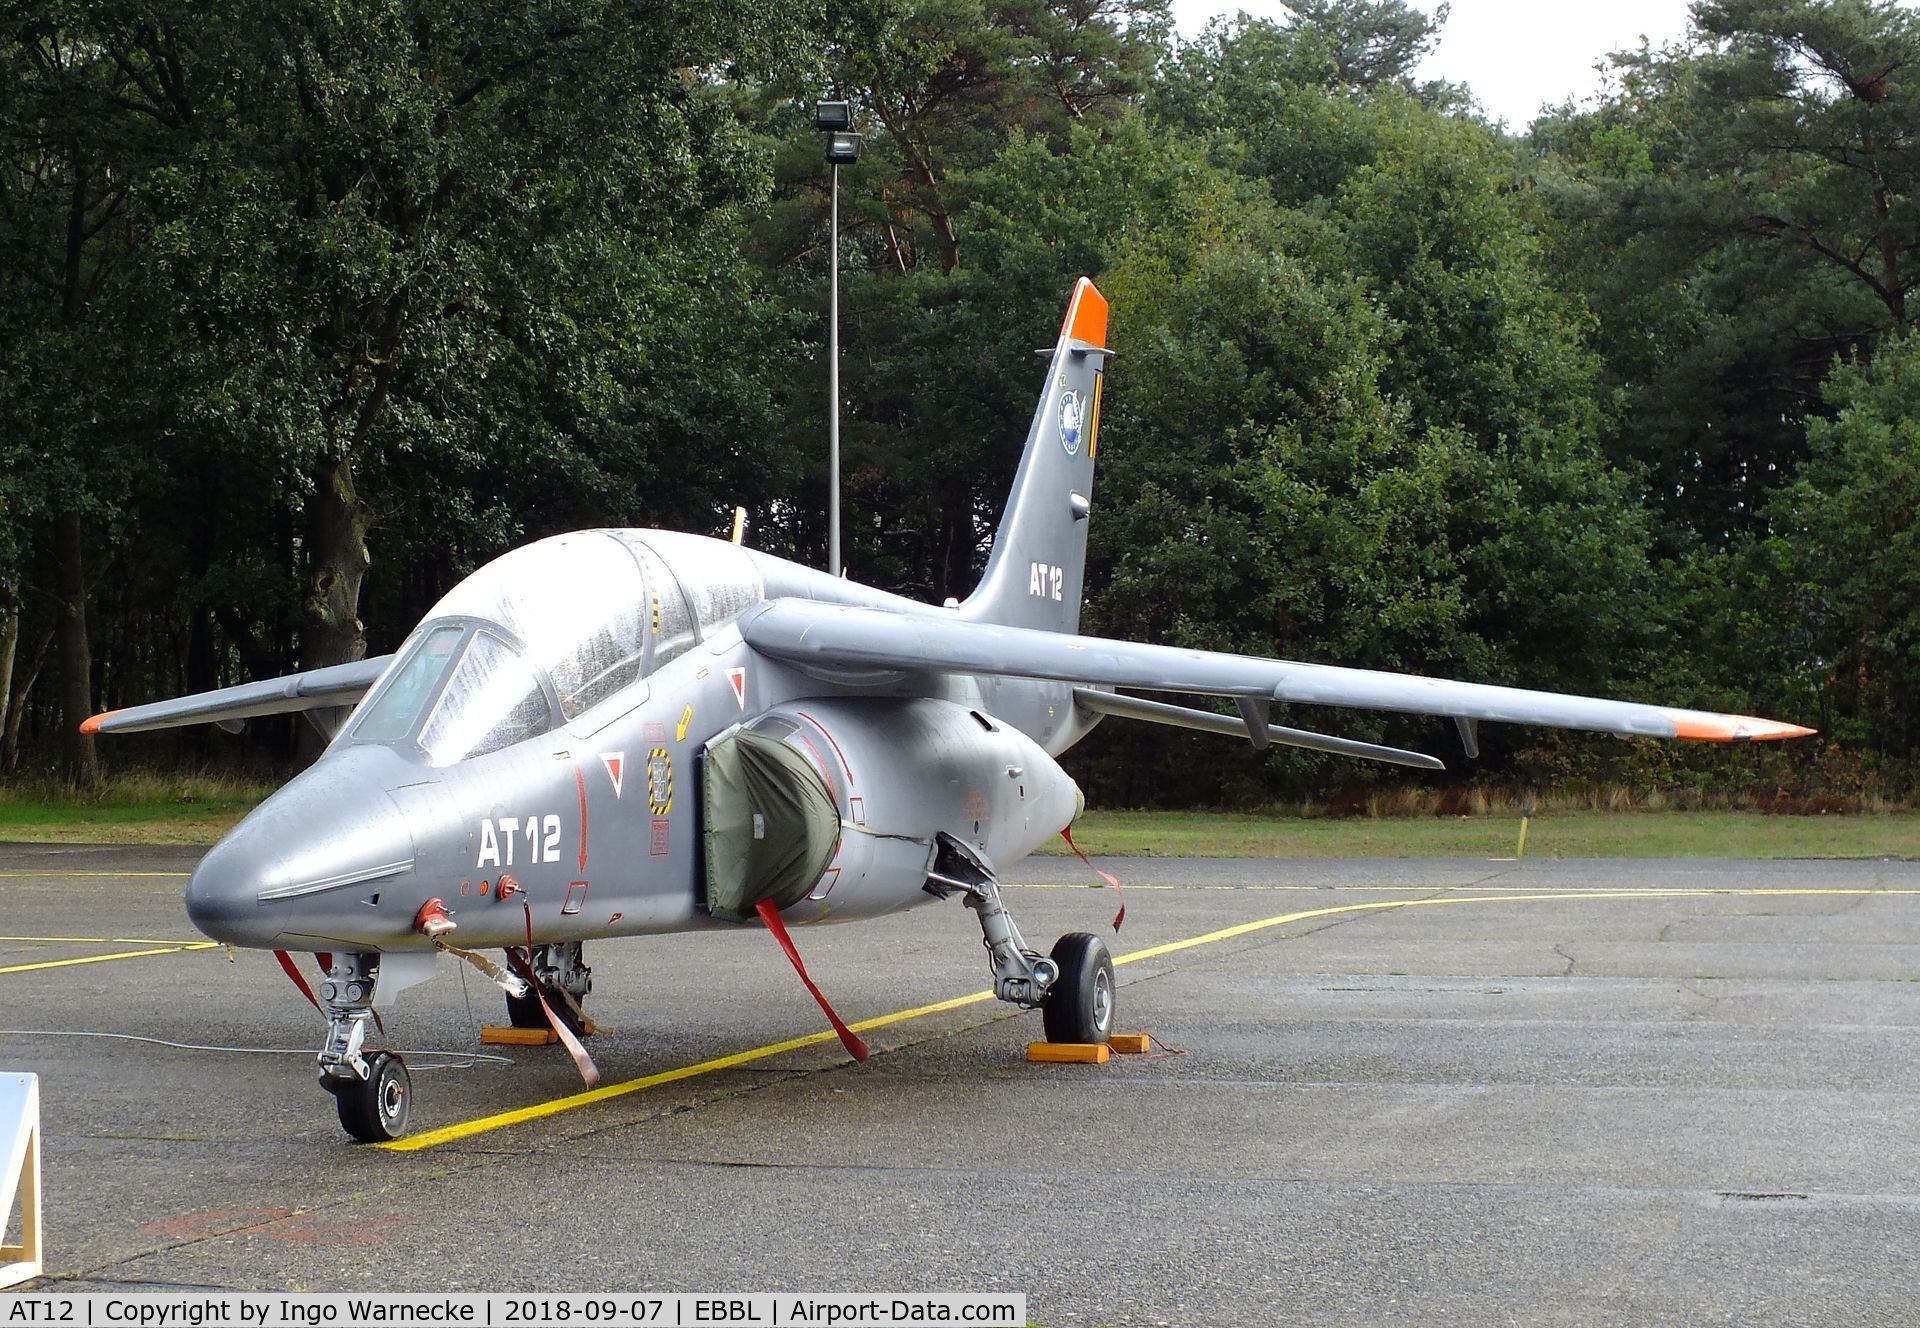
3;2;827;779
1755;332;1920;762
0;14;170;786
1532;0;1920;540
821;0;1169;274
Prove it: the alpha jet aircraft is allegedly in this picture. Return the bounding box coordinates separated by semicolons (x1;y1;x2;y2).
86;279;1814;1142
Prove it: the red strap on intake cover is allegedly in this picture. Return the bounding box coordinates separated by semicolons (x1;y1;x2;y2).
755;898;869;1063
1061;826;1125;931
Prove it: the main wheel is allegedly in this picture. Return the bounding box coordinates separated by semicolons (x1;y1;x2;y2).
506;989;548;1029
333;1051;411;1143
1042;932;1115;1044
507;986;587;1034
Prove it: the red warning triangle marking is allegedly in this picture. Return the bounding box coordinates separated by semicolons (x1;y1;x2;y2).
726;667;747;710
601;752;624;798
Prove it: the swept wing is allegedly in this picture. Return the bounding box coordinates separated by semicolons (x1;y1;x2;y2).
82;655;394;735
740;601;1812;744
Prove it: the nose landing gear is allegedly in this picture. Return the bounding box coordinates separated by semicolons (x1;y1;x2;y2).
315;952;416;1144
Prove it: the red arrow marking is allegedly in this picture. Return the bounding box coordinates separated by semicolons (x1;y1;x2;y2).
575;765;589;871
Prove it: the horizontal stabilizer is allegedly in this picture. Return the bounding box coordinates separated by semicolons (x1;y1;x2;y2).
742;600;1814;745
1073;689;1445;770
83;655;394;735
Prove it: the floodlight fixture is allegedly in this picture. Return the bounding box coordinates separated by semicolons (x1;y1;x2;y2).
825;131;864;166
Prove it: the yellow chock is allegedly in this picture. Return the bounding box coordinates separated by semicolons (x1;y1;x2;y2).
482;1026;557;1046
1107;1034;1152;1055
481;1019;595;1046
1027;1042;1110;1064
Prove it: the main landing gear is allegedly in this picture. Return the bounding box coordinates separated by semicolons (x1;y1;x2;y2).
924;834;1116;1044
504;940;592;1033
316;953;412;1143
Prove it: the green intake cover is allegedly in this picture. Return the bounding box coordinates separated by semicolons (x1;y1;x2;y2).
702;727;841;924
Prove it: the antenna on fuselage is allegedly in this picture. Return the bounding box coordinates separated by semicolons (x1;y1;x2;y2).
730;506;749;546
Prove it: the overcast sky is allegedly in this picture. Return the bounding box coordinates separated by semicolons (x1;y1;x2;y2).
1168;1;1698;129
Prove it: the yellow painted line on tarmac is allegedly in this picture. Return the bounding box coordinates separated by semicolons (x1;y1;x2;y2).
0;871;190;878
381;885;1918;1153
1009;882;1442;892
1108;888;1919;966
382;989;998;1152
0;934;208;945
0;942;221;974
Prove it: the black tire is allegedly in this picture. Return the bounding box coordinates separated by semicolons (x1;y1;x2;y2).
1043;932;1115;1044
506;989;548;1029
334;1051;411;1143
507;986;587;1034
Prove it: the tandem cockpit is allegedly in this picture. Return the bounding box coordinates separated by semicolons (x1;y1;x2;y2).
340;530;763;764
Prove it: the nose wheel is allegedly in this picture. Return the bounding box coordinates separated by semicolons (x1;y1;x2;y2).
330;1050;412;1143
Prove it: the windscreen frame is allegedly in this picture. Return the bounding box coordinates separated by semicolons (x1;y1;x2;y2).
338;617;565;765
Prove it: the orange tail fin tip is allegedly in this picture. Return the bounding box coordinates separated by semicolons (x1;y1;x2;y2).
1063;278;1109;349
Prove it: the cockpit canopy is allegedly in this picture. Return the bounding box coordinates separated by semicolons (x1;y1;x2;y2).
343;531;760;765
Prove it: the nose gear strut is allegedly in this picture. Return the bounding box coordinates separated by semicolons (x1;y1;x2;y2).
923;834;1060;1007
924;832;1117;1043
315;952;412;1143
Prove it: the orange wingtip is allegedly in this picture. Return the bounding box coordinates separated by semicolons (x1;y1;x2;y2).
1062;277;1109;349
1666;712;1818;742
79;709;122;735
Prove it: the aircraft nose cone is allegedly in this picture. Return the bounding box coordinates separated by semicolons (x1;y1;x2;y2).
185;748;418;948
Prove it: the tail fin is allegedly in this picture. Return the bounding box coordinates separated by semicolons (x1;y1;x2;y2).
961;278;1111;633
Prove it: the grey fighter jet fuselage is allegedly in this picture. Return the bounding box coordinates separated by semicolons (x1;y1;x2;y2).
184;531;1090;955
87;279;1814;1141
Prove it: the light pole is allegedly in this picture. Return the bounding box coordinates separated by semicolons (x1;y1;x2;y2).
814;101;862;576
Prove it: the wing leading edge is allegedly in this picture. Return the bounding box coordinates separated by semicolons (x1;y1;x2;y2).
740;601;1813;744
82;655;395;735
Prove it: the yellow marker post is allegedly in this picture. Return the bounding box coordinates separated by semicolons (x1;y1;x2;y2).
1517;801;1535;859
730;507;748;545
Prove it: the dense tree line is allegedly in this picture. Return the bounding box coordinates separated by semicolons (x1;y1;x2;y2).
1;0;1915;803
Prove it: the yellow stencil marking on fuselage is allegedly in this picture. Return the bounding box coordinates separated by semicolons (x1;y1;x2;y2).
378;886;1914;1153
1088;371;1103;460
676;705;694;742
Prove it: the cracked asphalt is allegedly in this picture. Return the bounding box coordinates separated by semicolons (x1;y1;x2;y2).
3;843;1918;1325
